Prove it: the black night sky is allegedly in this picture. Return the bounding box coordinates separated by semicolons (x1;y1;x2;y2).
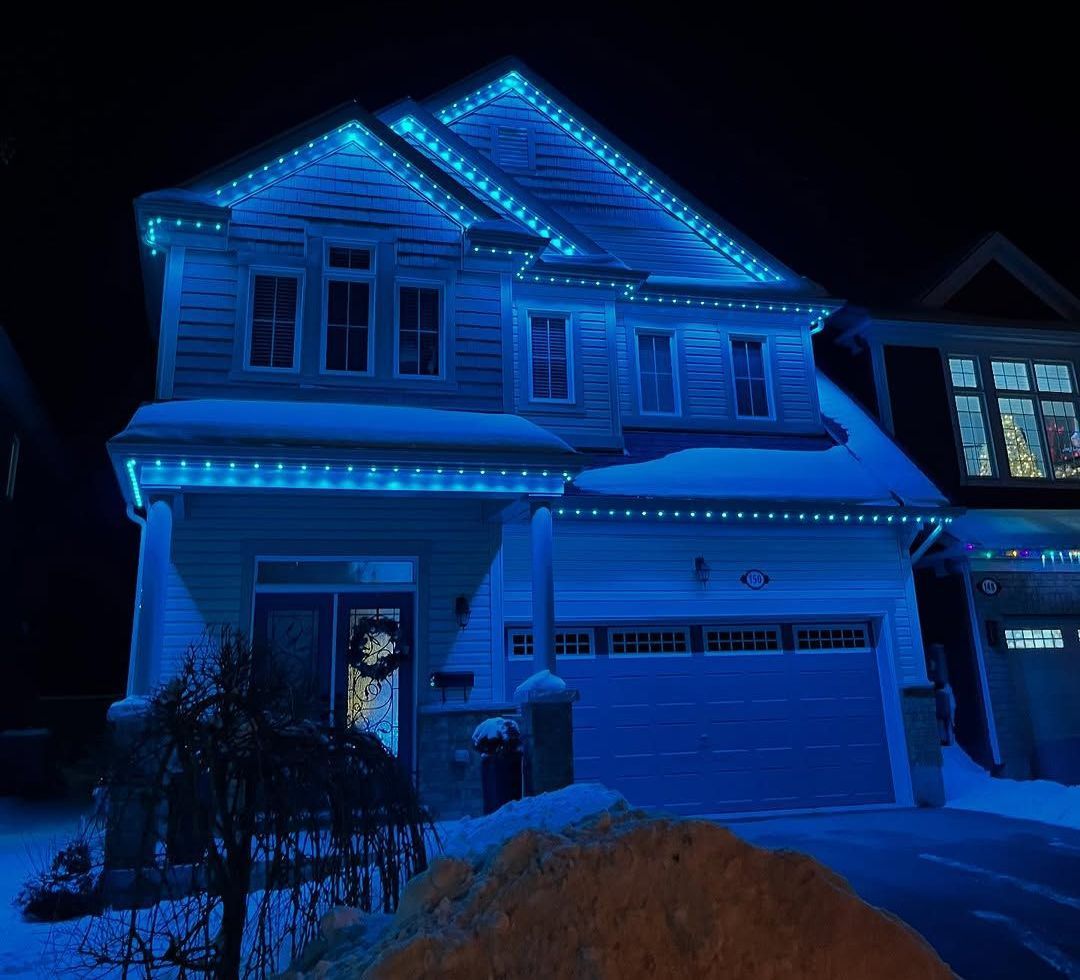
2;10;1077;705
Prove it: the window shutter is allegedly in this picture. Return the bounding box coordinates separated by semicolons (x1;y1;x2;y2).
531;317;569;400
250;274;298;369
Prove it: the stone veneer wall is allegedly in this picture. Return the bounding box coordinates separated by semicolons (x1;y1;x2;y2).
969;568;1080;780
417;706;520;819
900;686;944;806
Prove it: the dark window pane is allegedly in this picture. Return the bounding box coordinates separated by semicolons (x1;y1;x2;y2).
735;378;753;416
750;379;769;416
746;340;764;377
327;280;348;325
420;331;439;375
418;288;439;329
329;246;371;270
347;329;368;373
399;332;418;374
399;287;419;329
348;282;370;326
637;334;675;414
250;274;298;369
637;333;656;374
326;324;347;371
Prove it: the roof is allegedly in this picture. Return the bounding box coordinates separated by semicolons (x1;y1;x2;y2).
109;399;576;459
947;510;1080;553
571;373;946;508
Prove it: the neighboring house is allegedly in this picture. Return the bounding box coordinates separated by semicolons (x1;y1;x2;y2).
826;233;1080;785
108;60;953;818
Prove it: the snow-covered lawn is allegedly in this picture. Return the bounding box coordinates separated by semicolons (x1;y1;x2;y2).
942;744;1080;829
0;797;90;978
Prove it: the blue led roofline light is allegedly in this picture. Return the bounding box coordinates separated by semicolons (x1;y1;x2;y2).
437;72;780;283
143;215;225;256
394;116;578;257
128;459;570;500
555;507;953;526
209;122;484;229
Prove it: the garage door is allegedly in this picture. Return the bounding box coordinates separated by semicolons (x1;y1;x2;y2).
508;622;895;815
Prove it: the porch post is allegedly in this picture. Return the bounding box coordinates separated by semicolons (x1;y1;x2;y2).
530;499;556;675
131;497;173;696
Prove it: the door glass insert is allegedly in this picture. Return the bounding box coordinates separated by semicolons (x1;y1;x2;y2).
345;606;405;754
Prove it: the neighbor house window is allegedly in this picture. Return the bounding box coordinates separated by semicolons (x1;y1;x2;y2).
609;628;689;655
529;315;571;401
997;396;1047;478
794;624;871;652
731;339;770;417
991;359;1031;391
249;273;300;369
397;285;441;377
947;357;994;477
636;332;677;414
324;246;373;374
1004;628;1063;650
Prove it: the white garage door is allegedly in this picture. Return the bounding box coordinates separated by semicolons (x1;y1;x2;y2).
508;622;895;815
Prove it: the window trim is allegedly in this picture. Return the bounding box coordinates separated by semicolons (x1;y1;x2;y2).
526;311;575;404
319;241;377;378
394;277;446;381
729;335;775;421
632;327;681;417
506;626;596;660
244;268;305;374
608;625;692;657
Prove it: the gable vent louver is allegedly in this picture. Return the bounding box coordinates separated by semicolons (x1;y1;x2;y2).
493;125;532;171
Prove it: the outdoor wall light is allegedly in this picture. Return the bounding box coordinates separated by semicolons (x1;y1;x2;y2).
454;595;471;630
694;555;712;588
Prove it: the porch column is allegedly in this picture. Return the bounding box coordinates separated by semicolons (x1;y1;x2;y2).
130;497;173;696
530;499;556;675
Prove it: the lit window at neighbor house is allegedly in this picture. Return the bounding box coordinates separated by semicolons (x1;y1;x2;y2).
991;360;1031;391
948;357;979;389
1005;628;1064;650
998;397;1047;477
1035;362;1074;393
1040;399;1080;479
954;395;993;477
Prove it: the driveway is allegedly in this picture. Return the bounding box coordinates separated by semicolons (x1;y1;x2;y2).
729;807;1080;980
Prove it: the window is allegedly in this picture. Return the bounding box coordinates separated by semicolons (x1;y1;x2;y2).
1005;628;1063;650
324;245;374;374
636;333;677;414
991;360;1031;391
954;395;994;477
508;629;594;658
948;357;979;390
529;316;571;401
1035;362;1074;393
610;628;689;655
397;285;441;377
5;433;18;501
998;397;1047;477
1040;400;1080;479
731;339;770;417
493;125;532;171
249;274;299;369
705;627;780;653
795;624;870;652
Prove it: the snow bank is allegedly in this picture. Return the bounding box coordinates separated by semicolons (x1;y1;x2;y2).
943;744;1080;829
434;783;627;864
307;789;950;979
111;400;575;457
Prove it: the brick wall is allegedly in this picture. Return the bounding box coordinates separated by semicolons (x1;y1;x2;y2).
969;568;1080;779
417;706;520;819
901;686;944;806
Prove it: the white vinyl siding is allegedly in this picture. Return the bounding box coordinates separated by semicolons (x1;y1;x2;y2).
529;316;571;401
248;274;299;370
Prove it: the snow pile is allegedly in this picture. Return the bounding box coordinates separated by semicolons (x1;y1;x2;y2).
512;669;566;701
943;744;1080;829
469;717;520;754
291;786;949;979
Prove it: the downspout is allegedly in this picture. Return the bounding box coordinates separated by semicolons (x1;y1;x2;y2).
124;503;148;699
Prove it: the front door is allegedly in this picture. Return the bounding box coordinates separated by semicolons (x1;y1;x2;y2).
251;590;415;767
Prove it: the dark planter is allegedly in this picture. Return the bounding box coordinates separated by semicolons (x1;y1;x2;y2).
480;750;522;815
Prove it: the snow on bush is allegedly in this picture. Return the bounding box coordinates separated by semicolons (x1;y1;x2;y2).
14;831;100;922
943;744;1080;829
470;717;520;755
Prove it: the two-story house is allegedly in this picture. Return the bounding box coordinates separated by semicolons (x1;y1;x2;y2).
108;61;952;818
826;232;1080;786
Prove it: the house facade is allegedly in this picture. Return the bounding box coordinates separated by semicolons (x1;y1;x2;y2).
826;233;1080;785
109;62;952;818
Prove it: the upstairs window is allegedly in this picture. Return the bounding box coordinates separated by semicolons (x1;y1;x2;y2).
249;274;300;370
991;359;1031;391
397;285;441;377
636;332;677;415
947;358;994;477
529;315;571;401
324;245;374;375
998;396;1047;478
731;339;770;418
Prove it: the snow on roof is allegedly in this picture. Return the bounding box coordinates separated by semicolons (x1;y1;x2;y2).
572;374;947;508
947;510;1080;551
111;399;576;458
